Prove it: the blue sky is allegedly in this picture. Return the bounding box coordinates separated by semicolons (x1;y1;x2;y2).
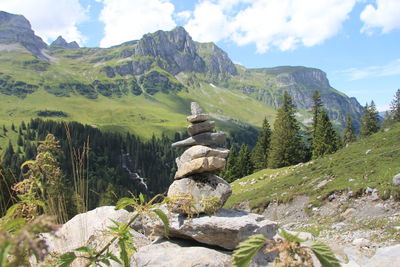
2;0;400;111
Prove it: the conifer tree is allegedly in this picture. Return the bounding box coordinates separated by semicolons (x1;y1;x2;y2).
2;141;14;167
312;109;338;158
251;118;272;170
390;88;400;122
268;92;304;168
237;144;254;178
221;145;239;182
343;114;356;145
360;101;380;137
17;134;24;146
311;90;323;139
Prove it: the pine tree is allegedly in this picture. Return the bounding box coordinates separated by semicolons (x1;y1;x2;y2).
2;125;7;136
2;141;14;167
11;123;16;132
237;144;254;178
311;90;323;139
17;134;24;146
251;118;272;170
390;88;400;122
221;145;239;183
343;114;356;145
312;109;338;158
361;101;380;137
268;92;304;168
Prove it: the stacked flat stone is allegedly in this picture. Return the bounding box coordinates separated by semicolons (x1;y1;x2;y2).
167;102;232;214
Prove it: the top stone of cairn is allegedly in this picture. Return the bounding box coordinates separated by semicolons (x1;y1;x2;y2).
191;102;203;115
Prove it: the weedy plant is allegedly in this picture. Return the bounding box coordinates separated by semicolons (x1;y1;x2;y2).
57;193;169;267
0;214;58;266
232;229;341;267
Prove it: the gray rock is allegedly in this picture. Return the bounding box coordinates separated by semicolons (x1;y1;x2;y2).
187;120;215;136
142;207;278;250
352;238;370;248
191;102;203;115
132;239;231;267
0;11;48;59
176;145;229;169
171;132;226;148
393;173;400;186
50;36;79;49
38;206;150;267
174;156;226;179
187;114;209;123
167;174;231;213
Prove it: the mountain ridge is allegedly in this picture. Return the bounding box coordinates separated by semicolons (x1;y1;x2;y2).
0;10;363;140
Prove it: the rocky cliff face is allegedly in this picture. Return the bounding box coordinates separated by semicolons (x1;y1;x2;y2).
50;36;79;49
98;27;237;79
238;66;364;128
0;11;48;59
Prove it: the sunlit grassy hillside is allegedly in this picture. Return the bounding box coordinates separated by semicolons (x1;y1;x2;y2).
225;123;400;210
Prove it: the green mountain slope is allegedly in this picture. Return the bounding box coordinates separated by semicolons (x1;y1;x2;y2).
0;10;363;147
225;123;400;211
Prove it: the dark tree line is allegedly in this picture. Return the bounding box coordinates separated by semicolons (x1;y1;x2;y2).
1;118;180;217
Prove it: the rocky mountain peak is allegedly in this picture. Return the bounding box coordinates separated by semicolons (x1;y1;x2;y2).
135;26;205;75
50;36;79;49
0;10;48;59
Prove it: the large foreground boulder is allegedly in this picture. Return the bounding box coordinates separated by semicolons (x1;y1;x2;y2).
38;206;150;267
167;174;232;213
132;239;232;267
140;208;278;250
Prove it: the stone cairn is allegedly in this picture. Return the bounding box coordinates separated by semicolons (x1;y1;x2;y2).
167;102;232;214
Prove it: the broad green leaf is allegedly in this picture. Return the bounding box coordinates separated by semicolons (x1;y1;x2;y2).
279;229;306;243
4;203;21;219
2;217;26;233
139;193;145;205
115;197;137;210
106;252;122;264
57;252;77;267
232;234;267;267
118;239;130;267
152;208;169;236
100;258;111;266
311;241;341;267
74;246;91;253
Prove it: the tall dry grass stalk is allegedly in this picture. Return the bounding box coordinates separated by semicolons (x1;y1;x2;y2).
64;123;89;214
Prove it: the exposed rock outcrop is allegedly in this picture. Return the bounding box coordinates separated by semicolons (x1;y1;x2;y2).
50;36;79;49
0;11;48;59
132;239;232;267
140;207;278;250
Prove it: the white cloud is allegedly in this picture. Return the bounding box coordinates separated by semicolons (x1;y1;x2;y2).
1;0;87;45
184;1;233;43
339;59;400;80
184;0;356;53
360;0;400;34
98;0;176;48
175;10;192;23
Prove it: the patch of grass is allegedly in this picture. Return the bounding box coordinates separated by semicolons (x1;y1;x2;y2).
226;123;400;210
